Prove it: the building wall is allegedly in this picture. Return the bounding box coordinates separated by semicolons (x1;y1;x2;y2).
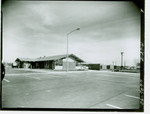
110;65;114;70
62;61;76;70
102;65;107;70
63;57;76;70
55;66;63;70
33;61;55;69
16;60;55;69
23;63;31;68
86;64;101;70
55;59;63;66
18;61;24;68
55;57;77;70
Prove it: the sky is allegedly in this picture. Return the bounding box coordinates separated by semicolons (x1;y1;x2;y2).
2;1;141;66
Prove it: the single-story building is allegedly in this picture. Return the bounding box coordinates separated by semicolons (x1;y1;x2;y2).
15;54;85;71
81;63;119;71
81;63;101;70
101;65;113;70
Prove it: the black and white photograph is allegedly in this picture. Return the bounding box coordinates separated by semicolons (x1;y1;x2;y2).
1;0;144;111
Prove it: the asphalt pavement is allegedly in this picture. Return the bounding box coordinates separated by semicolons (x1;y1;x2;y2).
2;68;140;110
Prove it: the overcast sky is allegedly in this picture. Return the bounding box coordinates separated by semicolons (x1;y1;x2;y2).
2;1;141;66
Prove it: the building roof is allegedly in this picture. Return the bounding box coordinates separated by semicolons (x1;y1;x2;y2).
16;54;85;62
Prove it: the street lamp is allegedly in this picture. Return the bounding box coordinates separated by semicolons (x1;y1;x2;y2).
66;28;80;72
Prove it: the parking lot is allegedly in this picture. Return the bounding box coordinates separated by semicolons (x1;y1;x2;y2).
2;68;140;110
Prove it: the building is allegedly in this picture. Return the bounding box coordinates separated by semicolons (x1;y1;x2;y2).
101;65;114;70
15;54;85;70
81;63;101;70
81;63;115;71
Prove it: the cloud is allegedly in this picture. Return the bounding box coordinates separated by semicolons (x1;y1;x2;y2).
2;1;140;66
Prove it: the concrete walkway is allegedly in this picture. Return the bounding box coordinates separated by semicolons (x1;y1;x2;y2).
13;68;113;73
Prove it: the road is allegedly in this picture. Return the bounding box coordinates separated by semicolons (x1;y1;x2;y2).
2;68;140;110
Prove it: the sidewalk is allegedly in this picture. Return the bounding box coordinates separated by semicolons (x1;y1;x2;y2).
17;68;113;74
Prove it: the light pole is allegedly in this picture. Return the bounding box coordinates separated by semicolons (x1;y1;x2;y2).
66;28;80;72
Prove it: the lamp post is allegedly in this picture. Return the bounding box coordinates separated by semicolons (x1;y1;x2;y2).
66;28;80;72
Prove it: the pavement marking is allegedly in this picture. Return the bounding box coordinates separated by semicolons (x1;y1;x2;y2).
125;94;140;99
106;104;122;109
3;79;10;82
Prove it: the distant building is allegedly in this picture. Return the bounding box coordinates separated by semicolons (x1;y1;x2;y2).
101;65;116;70
81;64;116;71
15;54;85;70
101;65;107;70
81;63;101;70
